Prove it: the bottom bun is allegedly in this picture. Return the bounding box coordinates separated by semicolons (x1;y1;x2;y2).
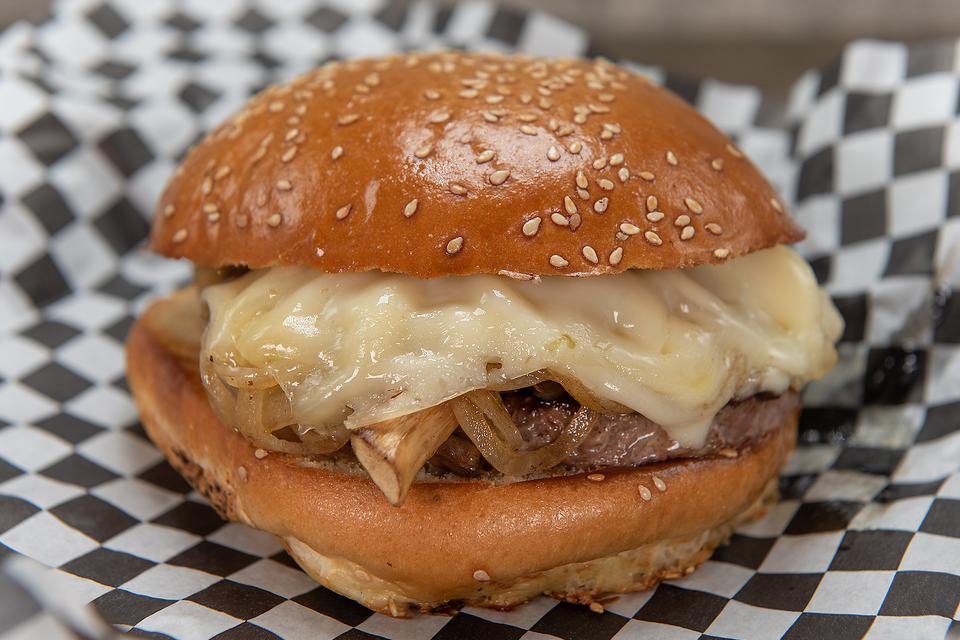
126;303;797;616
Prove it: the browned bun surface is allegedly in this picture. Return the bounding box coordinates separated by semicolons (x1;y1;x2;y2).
127;303;797;615
151;52;802;277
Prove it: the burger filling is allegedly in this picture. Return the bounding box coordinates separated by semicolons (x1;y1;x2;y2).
154;245;841;504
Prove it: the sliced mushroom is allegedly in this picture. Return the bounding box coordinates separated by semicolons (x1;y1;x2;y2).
350;403;459;506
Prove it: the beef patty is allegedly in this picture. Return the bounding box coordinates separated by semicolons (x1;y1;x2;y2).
429;391;799;476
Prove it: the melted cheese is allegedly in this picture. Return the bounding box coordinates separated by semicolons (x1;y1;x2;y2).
202;246;842;448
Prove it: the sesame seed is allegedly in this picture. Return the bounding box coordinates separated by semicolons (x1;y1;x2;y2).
522;217;541;236
598;93;615;103
680;225;695;240
589;602;605;614
214;166;231;180
489;169;510;185
287;116;300;126
620;222;640;235
260;132;274;147
720;448;738;458
518;113;538;122
268;101;284;112
600;130;613;140
276;179;292;191
557;125;574;137
237;466;247;481
338;113;360;126
446;236;464;254
639;171;655;182
335;204;352;220
567;141;582;154
593;158;607;170
609;247;623;266
646;211;665;222
609;153;624;166
285;128;299;142
644;230;663;245
573;113;587;124
666;150;678;166
424;89;440;100
603;122;621;133
551;212;569;226
281;147;297;163
331;145;344;160
485;95;504;104
726;143;743;158
582;245;599;264
711;158;724;171
714;248;730;259
252;146;266;162
256;192;267;207
653;476;666;492
267;213;282;227
172;228;187;243
449;182;467;196
163;204;175;217
519;92;532;103
202;203;217;213
587;473;605;481
705;223;723;235
315;247;324;257
638;485;652;501
429;111;450;123
519;124;538;135
598;178;615;191
616;231;629;241
547;145;561;161
474;150;494;164
684;197;703;214
549;254;569;268
577;188;590;200
539;97;552;110
294;104;307;116
576;171;588;189
593;197;609;213
770;197;783;212
460;133;473;144
201;177;213;195
646;195;658;212
482;111;499;123
254;448;268;459
459;89;478;98
403;199;418;218
473;569;490;582
414;145;432;159
674;214;691;227
618;167;630;182
564;196;578;215
207;211;220;222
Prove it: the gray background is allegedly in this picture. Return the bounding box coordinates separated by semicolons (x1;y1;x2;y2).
3;0;960;98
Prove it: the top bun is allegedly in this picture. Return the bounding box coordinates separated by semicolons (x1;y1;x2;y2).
151;52;802;277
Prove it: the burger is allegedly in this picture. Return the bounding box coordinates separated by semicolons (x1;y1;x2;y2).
126;51;842;616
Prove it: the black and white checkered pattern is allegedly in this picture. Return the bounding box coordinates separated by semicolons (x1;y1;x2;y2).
1;1;959;638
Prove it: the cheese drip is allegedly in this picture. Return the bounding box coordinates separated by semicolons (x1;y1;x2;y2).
201;246;842;448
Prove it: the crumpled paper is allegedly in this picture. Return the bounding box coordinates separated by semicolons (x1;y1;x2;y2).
1;1;959;639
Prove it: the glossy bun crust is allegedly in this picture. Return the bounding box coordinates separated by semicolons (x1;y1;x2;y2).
127;305;796;615
151;52;802;277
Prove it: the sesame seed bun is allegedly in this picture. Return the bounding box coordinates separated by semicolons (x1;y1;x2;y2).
126;304;796;615
151;52;802;277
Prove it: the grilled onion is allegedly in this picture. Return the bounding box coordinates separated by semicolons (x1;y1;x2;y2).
201;355;349;455
450;391;598;476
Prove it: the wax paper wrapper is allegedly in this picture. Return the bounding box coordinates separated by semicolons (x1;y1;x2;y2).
0;1;959;639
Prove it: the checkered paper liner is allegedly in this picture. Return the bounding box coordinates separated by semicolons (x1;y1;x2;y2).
1;1;959;639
